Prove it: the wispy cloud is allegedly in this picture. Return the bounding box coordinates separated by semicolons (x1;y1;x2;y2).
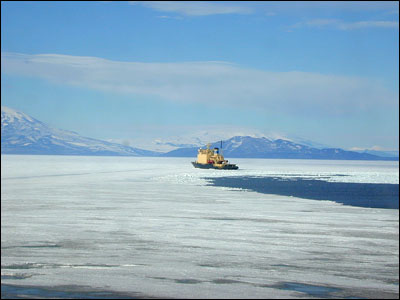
129;1;253;16
156;15;184;20
1;52;397;117
128;2;399;18
338;20;399;30
292;18;399;30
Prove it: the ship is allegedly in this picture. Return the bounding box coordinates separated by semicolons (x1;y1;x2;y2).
192;142;239;170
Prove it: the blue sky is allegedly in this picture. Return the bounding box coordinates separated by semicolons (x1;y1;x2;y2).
1;1;399;151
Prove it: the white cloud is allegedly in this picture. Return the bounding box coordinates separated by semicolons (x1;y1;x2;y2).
338;20;399;30
107;124;290;152
302;18;341;27
292;18;399;30
1;52;397;117
127;2;399;20
349;145;398;152
156;15;183;20
129;1;252;16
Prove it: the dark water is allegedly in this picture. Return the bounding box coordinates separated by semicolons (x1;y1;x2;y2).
1;284;156;299
206;176;399;209
273;282;341;298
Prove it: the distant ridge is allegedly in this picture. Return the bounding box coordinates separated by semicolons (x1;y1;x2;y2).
1;106;159;156
354;149;399;159
1;106;397;160
162;136;397;161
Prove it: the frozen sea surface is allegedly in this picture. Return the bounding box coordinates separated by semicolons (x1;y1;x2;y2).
1;155;399;299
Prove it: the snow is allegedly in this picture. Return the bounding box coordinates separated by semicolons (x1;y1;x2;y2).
1;105;34;123
118;128;283;152
230;138;243;149
1;106;152;156
67;141;88;147
1;155;398;299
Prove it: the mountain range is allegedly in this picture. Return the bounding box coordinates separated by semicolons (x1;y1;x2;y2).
162;136;397;160
1;106;398;160
1;106;159;156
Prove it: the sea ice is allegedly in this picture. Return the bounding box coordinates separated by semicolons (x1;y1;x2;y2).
1;155;398;299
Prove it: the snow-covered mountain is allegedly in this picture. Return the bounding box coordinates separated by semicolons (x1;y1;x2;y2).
121;128;269;152
108;127;333;153
354;149;399;159
163;136;394;160
1;106;159;156
2;106;396;160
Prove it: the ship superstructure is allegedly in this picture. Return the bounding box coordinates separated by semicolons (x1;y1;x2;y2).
192;143;238;170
